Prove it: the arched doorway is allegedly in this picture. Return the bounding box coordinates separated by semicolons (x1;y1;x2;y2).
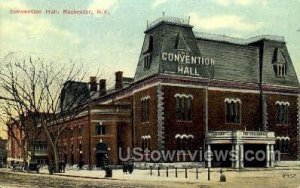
95;142;108;168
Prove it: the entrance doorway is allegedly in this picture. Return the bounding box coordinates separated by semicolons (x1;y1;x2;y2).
244;144;266;167
95;143;108;168
211;144;232;167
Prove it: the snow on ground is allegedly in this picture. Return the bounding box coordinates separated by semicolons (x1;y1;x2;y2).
39;166;300;185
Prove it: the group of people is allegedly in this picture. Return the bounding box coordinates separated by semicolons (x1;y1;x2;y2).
122;158;134;174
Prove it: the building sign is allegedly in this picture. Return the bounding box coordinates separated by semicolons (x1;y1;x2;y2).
161;52;215;76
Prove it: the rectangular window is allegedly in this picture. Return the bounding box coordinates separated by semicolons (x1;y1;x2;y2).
78;126;83;137
96;124;106;135
225;99;241;124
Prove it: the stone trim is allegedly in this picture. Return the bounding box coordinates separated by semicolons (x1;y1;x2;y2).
157;84;165;151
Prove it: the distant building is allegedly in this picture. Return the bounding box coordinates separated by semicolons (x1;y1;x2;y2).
51;17;300;168
0;137;7;162
6;113;48;166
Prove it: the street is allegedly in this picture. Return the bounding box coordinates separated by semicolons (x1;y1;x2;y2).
0;170;196;188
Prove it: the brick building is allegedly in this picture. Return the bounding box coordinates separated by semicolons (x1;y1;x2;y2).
0;137;7;163
6;114;48;166
57;16;300;168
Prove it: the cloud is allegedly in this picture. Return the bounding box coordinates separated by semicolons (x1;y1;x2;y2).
214;0;268;6
189;12;263;32
87;0;119;12
152;0;168;8
0;0;79;58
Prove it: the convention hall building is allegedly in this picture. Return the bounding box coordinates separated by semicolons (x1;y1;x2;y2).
56;16;300;168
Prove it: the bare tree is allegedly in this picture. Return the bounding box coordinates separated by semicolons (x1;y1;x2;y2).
0;101;42;165
0;56;97;171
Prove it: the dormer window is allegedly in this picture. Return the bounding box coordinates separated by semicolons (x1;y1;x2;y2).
273;63;286;77
143;35;153;70
143;53;152;70
272;48;287;77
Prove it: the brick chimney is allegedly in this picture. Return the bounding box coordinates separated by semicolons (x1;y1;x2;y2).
99;79;106;96
115;71;123;90
89;76;97;91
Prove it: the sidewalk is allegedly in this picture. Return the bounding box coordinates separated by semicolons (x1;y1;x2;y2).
38;166;300;183
2;167;300;187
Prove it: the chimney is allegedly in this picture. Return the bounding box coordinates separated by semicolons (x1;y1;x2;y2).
99;79;106;96
89;76;97;91
115;71;123;90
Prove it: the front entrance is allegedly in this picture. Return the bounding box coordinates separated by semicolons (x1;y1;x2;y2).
95;143;108;168
211;144;232;167
206;131;275;168
244;144;266;167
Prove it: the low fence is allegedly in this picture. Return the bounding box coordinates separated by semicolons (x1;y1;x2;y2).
148;166;216;181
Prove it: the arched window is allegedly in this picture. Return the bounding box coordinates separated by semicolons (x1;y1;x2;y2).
175;134;181;150
275;136;290;153
275;101;289;124
174;134;194;150
141;135;151;151
141;96;150;122
225;98;241;123
175;94;193;121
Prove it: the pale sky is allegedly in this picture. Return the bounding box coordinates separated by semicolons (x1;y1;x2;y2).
1;0;300;138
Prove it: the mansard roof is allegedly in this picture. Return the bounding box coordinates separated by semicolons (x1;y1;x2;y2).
134;17;299;89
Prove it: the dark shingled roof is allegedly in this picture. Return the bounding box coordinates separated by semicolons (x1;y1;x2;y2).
134;17;299;88
59;81;90;112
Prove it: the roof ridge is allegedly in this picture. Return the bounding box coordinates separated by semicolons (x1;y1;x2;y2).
194;31;285;45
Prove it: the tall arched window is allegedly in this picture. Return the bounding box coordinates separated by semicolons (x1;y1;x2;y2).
275;101;289;124
141;96;150;122
175;94;193;121
225;98;241;123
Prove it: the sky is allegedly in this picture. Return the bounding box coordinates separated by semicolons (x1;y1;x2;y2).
0;0;300;138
